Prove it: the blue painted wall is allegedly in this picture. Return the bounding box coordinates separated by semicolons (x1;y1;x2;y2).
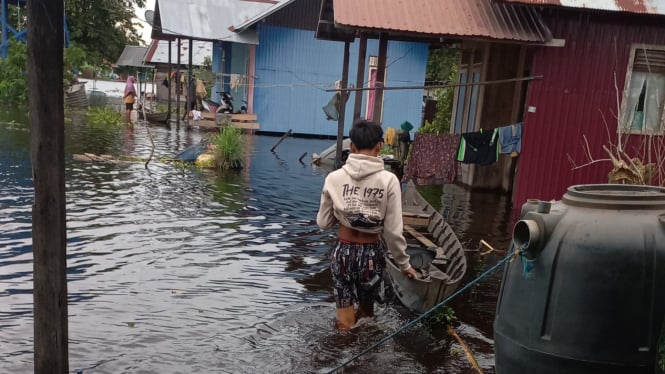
253;24;429;137
211;41;249;106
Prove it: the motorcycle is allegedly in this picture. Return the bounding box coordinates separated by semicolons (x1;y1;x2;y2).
202;91;234;114
202;92;249;115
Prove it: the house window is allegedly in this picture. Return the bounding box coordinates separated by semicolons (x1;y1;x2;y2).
621;46;665;134
452;48;483;134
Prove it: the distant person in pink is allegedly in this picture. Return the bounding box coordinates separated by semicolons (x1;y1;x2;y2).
123;76;137;124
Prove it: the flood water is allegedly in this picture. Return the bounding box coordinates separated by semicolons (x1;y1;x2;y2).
0;112;514;373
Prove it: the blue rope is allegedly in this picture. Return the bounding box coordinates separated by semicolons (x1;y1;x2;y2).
326;250;516;373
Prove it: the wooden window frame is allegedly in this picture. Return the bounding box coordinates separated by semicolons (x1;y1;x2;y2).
619;44;665;136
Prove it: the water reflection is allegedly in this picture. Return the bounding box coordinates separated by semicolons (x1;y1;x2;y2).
0;115;513;373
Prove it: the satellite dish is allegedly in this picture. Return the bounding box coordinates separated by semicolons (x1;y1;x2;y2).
144;10;154;26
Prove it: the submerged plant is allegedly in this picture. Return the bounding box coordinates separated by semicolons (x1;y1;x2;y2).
87;106;123;127
431;306;457;328
210;127;244;170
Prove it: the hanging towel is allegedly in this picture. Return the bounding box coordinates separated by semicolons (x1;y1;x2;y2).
498;122;522;154
457;128;499;165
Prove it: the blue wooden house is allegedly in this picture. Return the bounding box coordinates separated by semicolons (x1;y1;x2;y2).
152;0;428;137
227;0;429;137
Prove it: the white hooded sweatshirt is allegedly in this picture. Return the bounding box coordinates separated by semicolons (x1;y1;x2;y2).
316;153;411;271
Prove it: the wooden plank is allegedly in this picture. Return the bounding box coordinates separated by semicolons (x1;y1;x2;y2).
231;113;258;121
403;215;429;227
188;111;216;120
404;225;437;249
231;121;260;130
28;0;69;372
194;119;219;130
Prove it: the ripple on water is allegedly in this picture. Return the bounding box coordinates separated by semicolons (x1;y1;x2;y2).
1;120;510;373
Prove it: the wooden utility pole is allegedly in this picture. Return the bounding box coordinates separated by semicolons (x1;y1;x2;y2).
372;33;388;123
353;33;367;122
27;0;69;372
167;39;172;121
335;41;351;168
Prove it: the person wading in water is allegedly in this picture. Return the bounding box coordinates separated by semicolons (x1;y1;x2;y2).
123;76;137;124
317;120;416;329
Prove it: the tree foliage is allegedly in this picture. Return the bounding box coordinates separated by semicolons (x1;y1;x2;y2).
426;47;459;84
0;39;28;106
421;48;459;134
65;0;146;66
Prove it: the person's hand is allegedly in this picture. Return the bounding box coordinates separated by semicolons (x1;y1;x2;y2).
403;267;417;279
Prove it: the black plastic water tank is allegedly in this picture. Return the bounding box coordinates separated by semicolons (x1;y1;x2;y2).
495;184;665;373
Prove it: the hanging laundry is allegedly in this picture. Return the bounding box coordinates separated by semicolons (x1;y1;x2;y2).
457;128;499;165
322;93;342;121
498;122;522;155
229;74;242;90
385;127;396;146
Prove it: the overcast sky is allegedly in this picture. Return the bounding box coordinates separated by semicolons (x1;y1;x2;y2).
134;0;157;45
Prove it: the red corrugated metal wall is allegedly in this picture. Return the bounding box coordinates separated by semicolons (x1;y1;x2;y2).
514;9;665;207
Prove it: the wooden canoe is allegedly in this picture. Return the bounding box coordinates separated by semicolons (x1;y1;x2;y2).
384;181;467;314
143;111;169;123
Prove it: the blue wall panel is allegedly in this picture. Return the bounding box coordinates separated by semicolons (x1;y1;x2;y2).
254;24;428;137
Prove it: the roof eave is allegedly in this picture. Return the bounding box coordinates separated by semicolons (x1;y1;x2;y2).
331;23;552;45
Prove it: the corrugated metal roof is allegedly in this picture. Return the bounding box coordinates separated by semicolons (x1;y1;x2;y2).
232;0;296;32
116;46;151;68
501;0;665;15
333;0;553;43
151;0;278;44
144;39;212;66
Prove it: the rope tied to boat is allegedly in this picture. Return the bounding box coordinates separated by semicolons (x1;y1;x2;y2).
326;248;520;373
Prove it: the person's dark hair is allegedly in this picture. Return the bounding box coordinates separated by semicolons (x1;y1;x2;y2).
349;120;383;150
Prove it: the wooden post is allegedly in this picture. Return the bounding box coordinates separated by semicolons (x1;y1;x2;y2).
185;38;193;124
270;129;292;152
28;0;69;372
1;0;8;59
353;33;367;122
507;45;527;197
510;45;527;124
335;41;351;167
176;38;181;125
167;39;172;121
372;33;388;124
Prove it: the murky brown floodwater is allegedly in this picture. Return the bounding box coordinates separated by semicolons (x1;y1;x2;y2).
0;112;514;373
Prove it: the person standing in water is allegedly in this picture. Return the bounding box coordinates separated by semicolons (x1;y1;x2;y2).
317;120;417;329
123;76;137;124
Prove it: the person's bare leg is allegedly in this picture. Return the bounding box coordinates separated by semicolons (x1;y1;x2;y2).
336;306;356;329
125;109;131;124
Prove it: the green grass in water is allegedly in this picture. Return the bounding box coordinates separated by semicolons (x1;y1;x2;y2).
87;106;123;127
210;127;244;170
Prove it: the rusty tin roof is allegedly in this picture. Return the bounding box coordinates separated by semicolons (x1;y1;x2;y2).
500;0;665;15
332;0;552;42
